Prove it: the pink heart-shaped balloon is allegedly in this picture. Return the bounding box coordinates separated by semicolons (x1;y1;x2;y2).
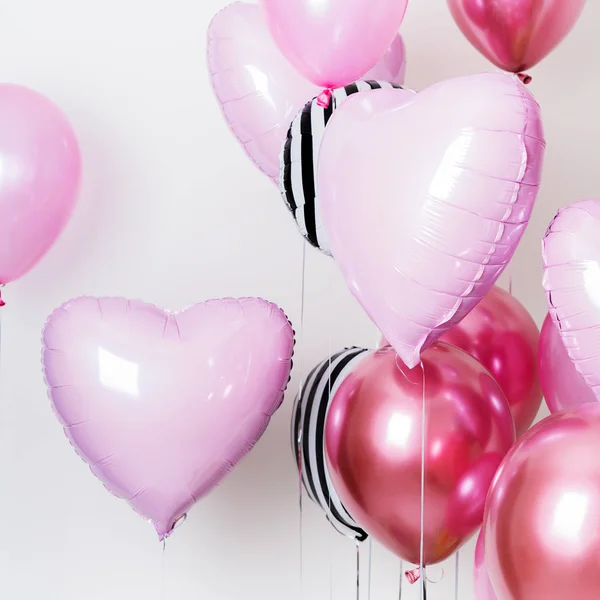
543;199;600;400
318;73;545;368
42;296;295;539
207;2;406;185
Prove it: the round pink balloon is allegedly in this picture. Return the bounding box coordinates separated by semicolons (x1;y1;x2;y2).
325;344;515;565
543;199;600;401
0;84;81;284
474;530;498;600
318;73;545;369
42;296;295;540
540;314;597;414
447;0;586;74
484;404;600;600
207;2;406;184
259;0;408;89
381;286;542;437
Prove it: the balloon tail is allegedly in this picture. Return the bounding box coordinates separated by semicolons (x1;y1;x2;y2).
317;89;333;108
297;240;307;600
517;73;532;85
0;285;5;307
405;567;421;584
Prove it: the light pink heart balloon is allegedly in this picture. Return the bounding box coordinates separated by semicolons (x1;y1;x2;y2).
543;199;600;401
207;1;406;185
318;73;545;368
42;296;295;539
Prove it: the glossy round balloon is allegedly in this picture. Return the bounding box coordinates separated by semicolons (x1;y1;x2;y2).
0;84;80;284
42;296;295;540
441;286;542;437
447;0;586;74
259;0;408;88
207;2;406;185
318;73;545;369
325;344;515;565
543;199;600;401
539;314;597;414
484;404;600;600
474;530;498;600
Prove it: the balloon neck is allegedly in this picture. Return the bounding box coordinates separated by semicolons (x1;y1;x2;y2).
317;89;333;108
518;73;532;85
405;567;421;584
0;285;5;307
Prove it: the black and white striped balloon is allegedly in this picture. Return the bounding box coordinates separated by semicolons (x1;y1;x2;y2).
280;81;403;255
292;347;371;541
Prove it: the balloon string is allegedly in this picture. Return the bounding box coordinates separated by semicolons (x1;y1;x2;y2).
367;538;373;600
398;560;404;599
419;360;426;600
161;539;167;600
297;240;308;600
356;540;360;600
454;550;460;600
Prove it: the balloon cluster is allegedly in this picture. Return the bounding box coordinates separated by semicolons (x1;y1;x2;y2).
2;0;596;597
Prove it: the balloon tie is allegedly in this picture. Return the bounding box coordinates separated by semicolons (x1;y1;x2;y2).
317;89;333;108
0;285;5;308
518;73;532;85
406;567;421;584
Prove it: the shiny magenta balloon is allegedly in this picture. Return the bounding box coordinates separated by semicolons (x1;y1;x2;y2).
325;344;515;565
447;0;586;74
441;286;542;437
539;314;597;414
484;404;600;600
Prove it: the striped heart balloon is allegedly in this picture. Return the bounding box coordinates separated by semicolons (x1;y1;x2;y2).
280;81;403;255
292;347;371;540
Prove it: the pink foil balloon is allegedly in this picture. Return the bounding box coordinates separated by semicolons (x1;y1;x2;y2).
484;404;600;600
0;85;81;284
207;2;406;185
319;73;545;369
325;344;515;565
474;530;498;600
259;0;408;89
447;0;586;74
441;286;542;438
539;314;597;414
543;199;600;401
42;296;294;540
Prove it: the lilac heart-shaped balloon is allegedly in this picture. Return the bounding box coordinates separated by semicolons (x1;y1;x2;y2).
543;199;600;400
207;1;406;185
318;72;545;368
42;296;295;539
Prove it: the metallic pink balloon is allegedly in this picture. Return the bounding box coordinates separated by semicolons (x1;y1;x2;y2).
539;314;597;414
42;296;294;540
441;286;542;438
543;199;600;401
259;0;408;89
319;73;545;369
0;85;81;284
207;2;406;185
484;404;600;600
325;344;515;565
447;0;586;74
474;530;498;600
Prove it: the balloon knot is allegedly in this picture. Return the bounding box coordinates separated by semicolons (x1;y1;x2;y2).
405;567;421;584
0;285;5;307
317;89;333;108
518;73;532;85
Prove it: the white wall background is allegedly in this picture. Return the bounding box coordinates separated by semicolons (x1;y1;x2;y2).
0;1;596;598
